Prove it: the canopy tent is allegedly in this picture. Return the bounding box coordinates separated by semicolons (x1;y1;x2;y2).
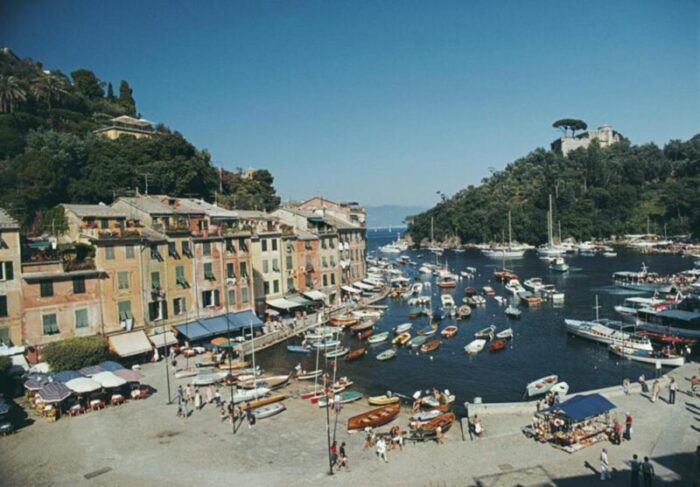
53;370;85;383
555;394;616;422
24;378;48;391
109;330;153;358
266;297;304;310
175;321;212;341
91;371;127;388
113;368;144;383
65;377;102;394
353;281;375;291
149;331;178;348
97;361;124;372
176;311;263;341
303;290;327;302
228;310;263;329
287;295;314;307
38;382;72;403
341;285;361;294
78;365;105;377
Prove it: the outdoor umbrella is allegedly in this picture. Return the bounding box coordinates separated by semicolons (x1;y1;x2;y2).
112;368;144;383
24;378;48;391
53;370;85;383
65;377;102;394
97;361;124;372
79;365;105;377
210;337;230;346
37;382;72;403
91;371;127;388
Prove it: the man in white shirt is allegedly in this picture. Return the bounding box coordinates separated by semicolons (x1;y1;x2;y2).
600;448;611;480
376;437;388;463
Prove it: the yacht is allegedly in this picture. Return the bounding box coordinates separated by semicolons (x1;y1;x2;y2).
565;319;653;351
612;263;673;293
505;279;525;295
537;195;567;257
549;257;569;273
483;211;525;258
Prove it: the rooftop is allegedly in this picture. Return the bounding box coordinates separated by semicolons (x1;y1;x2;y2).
115;196;175;216
63;204;127;219
0;208;19;230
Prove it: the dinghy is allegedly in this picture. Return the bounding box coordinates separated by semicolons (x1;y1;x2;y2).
525;375;558;397
324;347;350;359
368;394;400;406
550;382;569;397
441;325;458;338
251;402;286;420
317;390;363;407
412;412;456;435
395;323;413;334
392;332;411;346
474;325;495;338
312;339;341;349
409;335;429;348
417;326;438;336
420;339;440;353
347;404;401;431
376;349;397;361
457;305;472;319
286;345;312;354
496;328;513;339
464;339;486;354
367;332;389;344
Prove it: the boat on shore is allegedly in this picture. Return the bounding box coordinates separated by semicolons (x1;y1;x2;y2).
233;387;271;404
296;369;322;380
412;412;456;435
239;393;286;411
239;374;291;390
317;391;363;407
251;402;286;420
525;375;558;397
347;403;401;431
192;371;228;386
368;394;400;406
329;315;359;327
609;345;685;367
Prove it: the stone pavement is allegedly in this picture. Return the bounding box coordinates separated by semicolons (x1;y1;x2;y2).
1;360;697;486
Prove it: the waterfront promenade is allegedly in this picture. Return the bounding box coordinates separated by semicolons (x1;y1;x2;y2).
1;360;697;486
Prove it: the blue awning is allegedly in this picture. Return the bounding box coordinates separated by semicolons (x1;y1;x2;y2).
228;310;263;330
176;311;263;341
556;394;616;422
176;321;213;341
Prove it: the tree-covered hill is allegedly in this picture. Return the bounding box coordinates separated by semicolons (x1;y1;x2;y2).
0;48;280;228
406;135;700;245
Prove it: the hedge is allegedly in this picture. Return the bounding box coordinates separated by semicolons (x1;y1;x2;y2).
42;336;111;371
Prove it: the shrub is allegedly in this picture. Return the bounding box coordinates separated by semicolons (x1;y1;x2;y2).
0;356;11;375
42;336;110;371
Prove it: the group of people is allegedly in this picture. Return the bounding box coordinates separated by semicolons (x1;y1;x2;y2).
638;375;678;404
329;441;349;471
176;384;224;419
363;425;405;463
600;449;655;485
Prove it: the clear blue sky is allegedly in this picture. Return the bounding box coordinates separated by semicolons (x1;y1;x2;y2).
2;0;698;206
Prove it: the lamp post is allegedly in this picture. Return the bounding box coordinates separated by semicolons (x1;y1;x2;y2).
162;332;172;404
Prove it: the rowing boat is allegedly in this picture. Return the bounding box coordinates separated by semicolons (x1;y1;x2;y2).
296;369;322;380
233;387;270;404
329;315;358;327
357;329;373;340
495;328;513;339
324;347;350;359
420;339;440;353
345;347;367;362
474;325;495;338
367;331;389;344
414;412;456;434
286;345;312;353
489;338;507;352
368;394;400;406
392;332;411;346
239;374;291;390
464;339;486;354
347;404;401;431
408;335;429;348
376;349;396;361
252;402;286;419
350;320;374;333
192;371;228;386
395;323;413;334
441;326;458;338
417;326;438;336
239;393;287;411
525;375;558;397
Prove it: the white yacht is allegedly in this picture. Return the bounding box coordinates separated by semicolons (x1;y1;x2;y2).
564;319;653;351
549;257;569;272
505;279;526;295
523;277;545;292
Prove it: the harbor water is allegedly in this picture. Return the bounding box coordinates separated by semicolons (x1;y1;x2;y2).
257;229;696;404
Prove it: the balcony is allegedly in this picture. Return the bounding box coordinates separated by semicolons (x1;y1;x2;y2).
305;264;315;273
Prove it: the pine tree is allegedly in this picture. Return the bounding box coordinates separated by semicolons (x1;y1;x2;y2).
107;82;114;101
118;80;136;115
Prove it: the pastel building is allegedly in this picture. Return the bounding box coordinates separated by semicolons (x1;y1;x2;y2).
0;209;22;344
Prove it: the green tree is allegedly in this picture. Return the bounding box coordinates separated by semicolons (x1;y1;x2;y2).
118;80;136;115
106;82;114;101
71;68;104;99
0;75;27;113
42;336;111;371
31;73;68;110
552;118;588;137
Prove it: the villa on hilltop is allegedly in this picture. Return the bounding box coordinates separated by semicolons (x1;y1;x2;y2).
551;123;622;156
93;115;156;140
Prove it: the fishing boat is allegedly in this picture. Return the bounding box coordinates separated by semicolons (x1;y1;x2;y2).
347;403;401;431
489;338;507;352
464;339;487;354
233;387;271;404
420;339;440;353
367;332;390;344
457;305;471;319
395;323;413;334
217;359;250;370
300;384;346;401
239;374;291;390
525;375;558;397
192;371;228;386
376;349;397;361
296;369;323;380
329;315;359;327
325;347;350;359
549;257;569;272
413;412;456;435
317;391;363;407
350;320;374;333
286;345;312;354
357;329;373;340
505;305;522;319
392;332;411;346
474;325;495;338
345;347;367;361
368;394;400;406
251;402;286;420
441;294;455;308
482;286;495;296
409;335;429;348
441;326;458;338
239;393;286;411
495;328;513;339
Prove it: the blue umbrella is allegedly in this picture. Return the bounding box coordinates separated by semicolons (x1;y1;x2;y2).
53;370;85;383
97;361;124;372
78;365;105;377
37;382;72;403
24;378;48;391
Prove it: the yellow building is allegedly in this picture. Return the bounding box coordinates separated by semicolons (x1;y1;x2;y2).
0;209;22;344
93;115;155;140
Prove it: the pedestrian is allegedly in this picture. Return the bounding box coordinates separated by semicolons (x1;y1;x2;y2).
473;415;484;438
184;384;192;404
612;419;623;444
600;448;611;480
194;389;202;410
337;442;349;472
246;405;256;429
376;437;388;463
641;456;654;486
363;427;375;449
624;412;633;441
329;440;338;467
181;395;189;417
630;454;640;487
651;380;660;403
214;388;222;406
435;425;444;445
668;378;677;405
177;385;184;402
623;378;630;395
639;374;648;394
206;385;214;404
176;397;184;418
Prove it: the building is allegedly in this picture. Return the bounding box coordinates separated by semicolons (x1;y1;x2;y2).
0;209;22;344
93;115;156;140
551;124;622;156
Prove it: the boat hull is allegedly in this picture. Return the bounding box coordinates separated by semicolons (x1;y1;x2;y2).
347;404;400;431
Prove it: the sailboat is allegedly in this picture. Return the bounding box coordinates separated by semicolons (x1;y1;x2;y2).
482;211;525;259
427;217;443;254
537;195;566;257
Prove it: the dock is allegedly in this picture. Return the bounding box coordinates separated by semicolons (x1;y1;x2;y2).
234;311;326;356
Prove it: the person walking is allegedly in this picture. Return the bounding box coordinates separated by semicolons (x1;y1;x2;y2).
376;437;388;463
668;378;677;405
337;442;349;472
641;456;654;486
214;388;222;406
639;374;648;394
600;448;611;480
623;378;630;395
184;384;193;405
194;389;202;410
435;425;444;445
651;380;661;403
176;385;184;403
246;405;256;429
624;412;633;441
206;385;214;404
630;454;640;487
329;441;338;468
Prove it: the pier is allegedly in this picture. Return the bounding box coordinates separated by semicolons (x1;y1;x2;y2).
233;311;326;356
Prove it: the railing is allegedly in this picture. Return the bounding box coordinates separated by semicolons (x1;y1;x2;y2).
234;311;325;356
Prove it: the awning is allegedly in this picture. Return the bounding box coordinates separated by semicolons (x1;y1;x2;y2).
341;285;361;294
176;311;263;340
113;368;144;382
353;281;375;290
287;295;314;306
54;370;86;383
38;382;72;403
198;315;231;336
556;394;616;422
266;298;304;310
65;377;102;393
109;330;153;358
228;310;263;330
91;371;127;388
303;290;327;302
176;320;213;341
149;331;178;348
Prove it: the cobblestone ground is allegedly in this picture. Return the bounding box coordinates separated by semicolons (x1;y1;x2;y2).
1;359;698;487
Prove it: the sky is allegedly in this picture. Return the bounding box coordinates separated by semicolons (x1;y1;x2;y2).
1;0;698;206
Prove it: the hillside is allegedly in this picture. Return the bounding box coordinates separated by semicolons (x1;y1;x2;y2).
0;48;279;229
406;135;700;245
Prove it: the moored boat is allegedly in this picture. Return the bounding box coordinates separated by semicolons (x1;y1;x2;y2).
345;347;367;361
474;325;495;338
239;374;291;390
350;320;374;333
392;332;411;346
296;369;323;380
409;335;429;348
525;375;558;397
609;345;685;367
441;325;458;338
251;402;286;420
376;349;397;361
395;323;413;334
495;327;513;339
505;305;522;319
417;326;438;336
286;345;312;354
357;329;373;340
412;412;456;435
464;339;486;354
367;331;390;344
329;315;359;327
347;403;401;431
457;305;472;319
324;347;350;359
420;339;440;353
489;338;507;352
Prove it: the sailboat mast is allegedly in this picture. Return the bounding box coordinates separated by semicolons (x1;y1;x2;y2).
548;194;553;246
508;211;512;247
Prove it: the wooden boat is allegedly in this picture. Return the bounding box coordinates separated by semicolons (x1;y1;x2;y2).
239;393;286;411
376;349;396;361
465;287;477;296
317;390;363;407
457;305;471;319
392;332;411;346
395;323;413;334
410;409;442;422
296;369;322;380
330;315;358;327
464;339;486;354
347;403;401;431
367;331;389;344
300;385;346;401
251;402;286;419
413;412;456;435
421;392;455;408
609;345;685;367
357;329;373;340
474;325;495;338
324;347;350;359
368;394;400;406
525;375;558;397
419;402;452;412
417;326;438;336
489;338;507;352
345;347;367;362
350;320;374;333
441;326;458;338
495;328;513;339
520;293;543;307
286;345;312;353
239;374;291;390
420;339;441;353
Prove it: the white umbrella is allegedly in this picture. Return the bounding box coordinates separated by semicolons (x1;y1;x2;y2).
91;371;127;388
65;377;102;394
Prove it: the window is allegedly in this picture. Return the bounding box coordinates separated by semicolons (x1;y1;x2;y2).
226;239;235;253
40;280;54;298
286;243;294;254
150;244;161;260
175;265;187;286
42;314;59;335
323;275;328;287
263;281;270;295
330;257;336;267
331;274;336;285
272;258;279;272
0;295;7;317
100;219;109;229
287;278;294;291
239;262;248;278
182;241;192;257
321;239;327;250
271;239;278;251
203;242;211;256
239;240;248;253
105;247;115;260
173;297;186;315
72;277;86;294
118;301;133;321
148;301;167;321
226;263;235;279
273;280;279;293
322;257;328;268
285;256;293;269
75;309;89;329
117;271;129;290
305;255;312;267
0;327;9;344
241;287;249;303
168;242;178;258
204;263;215;280
151;271;161;289
305;274;313;288
228;289;236;305
0;262;14;281
202;289;220;307
261;239;268;252
305;241;312;250
125;245;134;259
263;260;269;274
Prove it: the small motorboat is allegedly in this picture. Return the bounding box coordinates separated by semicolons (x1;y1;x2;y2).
525;375;558;397
368;394;400;406
549;257;569;272
345;347;367;362
474;325;495;338
392;332;411;346
505;305;522;319
325;347;350;359
367;331;390;344
286;345;312;354
550;382;570;397
441;294;455;308
420;339;441;353
441;325;458;338
523;277;545;292
395;323;413;334
457;305;471;319
464;339;487;354
251;402;286;420
409;335;429;349
296;369;323;380
357;329;374;340
376;349;397;361
347;404;401;431
317;390;363;407
482;286;495;296
489;338;507;352
495;328;513;339
471;295;487;306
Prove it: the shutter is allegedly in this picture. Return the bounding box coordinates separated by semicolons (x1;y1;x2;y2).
214;289;220;306
5;262;13;281
162;301;169;320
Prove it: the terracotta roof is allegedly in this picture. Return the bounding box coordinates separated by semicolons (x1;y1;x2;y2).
63;204;126;219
